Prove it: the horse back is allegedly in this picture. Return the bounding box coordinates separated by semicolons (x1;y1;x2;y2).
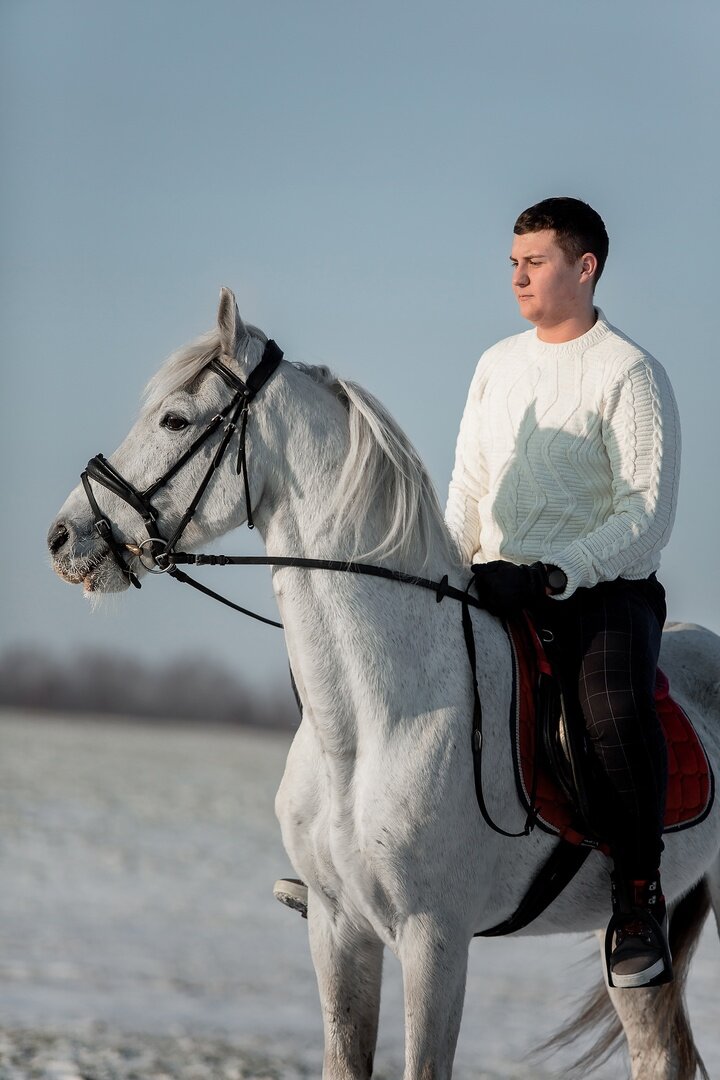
659;622;720;749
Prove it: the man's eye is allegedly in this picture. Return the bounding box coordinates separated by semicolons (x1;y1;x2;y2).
161;413;190;431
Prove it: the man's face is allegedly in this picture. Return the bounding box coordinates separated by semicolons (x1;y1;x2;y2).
510;229;589;329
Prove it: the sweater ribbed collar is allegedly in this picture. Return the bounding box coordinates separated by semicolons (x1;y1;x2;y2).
531;308;611;357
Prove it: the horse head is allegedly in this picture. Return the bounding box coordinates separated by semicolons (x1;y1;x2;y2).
48;288;281;595
50;286;454;607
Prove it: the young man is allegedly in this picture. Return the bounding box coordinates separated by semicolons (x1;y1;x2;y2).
274;196;679;987
445;196;680;986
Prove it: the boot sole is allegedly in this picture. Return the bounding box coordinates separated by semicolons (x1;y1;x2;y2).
610;955;670;988
273;879;308;918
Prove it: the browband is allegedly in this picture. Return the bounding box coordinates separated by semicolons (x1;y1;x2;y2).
208;338;284;399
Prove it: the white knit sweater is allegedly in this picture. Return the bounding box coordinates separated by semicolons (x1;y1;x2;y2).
445;310;681;598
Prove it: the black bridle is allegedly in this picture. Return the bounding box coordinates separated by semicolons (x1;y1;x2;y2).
80;338;538;843
81;339;284;593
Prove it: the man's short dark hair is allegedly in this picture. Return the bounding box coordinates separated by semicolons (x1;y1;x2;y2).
514;197;609;285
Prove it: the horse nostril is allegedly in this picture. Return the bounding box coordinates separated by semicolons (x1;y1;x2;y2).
48;521;70;555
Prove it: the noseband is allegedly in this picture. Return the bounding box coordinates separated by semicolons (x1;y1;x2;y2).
81;339;283;590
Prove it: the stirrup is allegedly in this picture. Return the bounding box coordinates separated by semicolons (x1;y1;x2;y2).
273;878;308;919
605;905;673;989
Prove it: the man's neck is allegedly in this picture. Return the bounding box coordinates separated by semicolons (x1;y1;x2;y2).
536;306;598;344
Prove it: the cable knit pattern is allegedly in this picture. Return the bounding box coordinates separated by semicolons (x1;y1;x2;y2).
445;311;681;598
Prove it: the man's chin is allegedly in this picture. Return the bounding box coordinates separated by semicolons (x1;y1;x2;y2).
517;299;541;323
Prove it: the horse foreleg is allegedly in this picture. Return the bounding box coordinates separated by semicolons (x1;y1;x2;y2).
398;916;469;1080
308;896;384;1080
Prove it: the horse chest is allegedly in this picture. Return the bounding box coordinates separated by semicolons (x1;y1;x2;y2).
279;715;481;918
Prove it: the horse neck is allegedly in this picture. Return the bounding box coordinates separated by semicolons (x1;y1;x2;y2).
259;366;456;574
257;369;462;759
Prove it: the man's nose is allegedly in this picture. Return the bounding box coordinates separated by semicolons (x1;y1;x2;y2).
513;265;529;288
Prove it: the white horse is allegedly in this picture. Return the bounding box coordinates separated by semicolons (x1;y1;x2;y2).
50;289;720;1080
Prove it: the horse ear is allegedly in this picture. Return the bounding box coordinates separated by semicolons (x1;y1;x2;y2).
217;287;247;360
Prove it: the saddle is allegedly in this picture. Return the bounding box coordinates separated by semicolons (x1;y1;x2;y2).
505;615;715;852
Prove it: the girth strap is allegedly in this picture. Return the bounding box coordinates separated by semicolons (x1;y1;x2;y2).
474;840;591;937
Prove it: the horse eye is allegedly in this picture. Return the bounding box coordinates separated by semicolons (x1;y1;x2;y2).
161;413;189;432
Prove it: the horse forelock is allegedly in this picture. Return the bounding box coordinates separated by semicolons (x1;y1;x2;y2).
142;325;267;411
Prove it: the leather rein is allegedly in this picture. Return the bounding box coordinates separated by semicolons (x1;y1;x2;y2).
81;338;483;624
80;339;536;842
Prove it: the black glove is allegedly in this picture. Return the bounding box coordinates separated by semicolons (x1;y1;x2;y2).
470;560;566;616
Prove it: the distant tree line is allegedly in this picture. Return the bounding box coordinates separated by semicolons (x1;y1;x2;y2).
0;645;297;729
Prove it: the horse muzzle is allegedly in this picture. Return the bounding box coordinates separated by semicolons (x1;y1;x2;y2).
47;514;133;593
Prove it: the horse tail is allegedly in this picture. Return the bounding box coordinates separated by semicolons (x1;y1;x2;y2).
534;877;711;1079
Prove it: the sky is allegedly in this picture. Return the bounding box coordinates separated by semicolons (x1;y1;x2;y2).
2;0;719;697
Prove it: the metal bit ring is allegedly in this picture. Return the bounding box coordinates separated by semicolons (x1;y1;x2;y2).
136;537;173;574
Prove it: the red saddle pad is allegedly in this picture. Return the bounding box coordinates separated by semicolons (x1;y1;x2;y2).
506;617;715;851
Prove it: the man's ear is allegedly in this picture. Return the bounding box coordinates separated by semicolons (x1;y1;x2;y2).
579;252;598;285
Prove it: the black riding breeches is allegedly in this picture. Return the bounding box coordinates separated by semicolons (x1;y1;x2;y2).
529;575;668;879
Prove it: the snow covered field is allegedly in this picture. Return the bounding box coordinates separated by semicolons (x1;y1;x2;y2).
0;710;717;1079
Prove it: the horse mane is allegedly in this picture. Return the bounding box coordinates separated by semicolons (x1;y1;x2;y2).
295;364;457;571
143;331;457;572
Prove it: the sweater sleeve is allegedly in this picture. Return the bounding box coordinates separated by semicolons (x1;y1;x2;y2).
445;357;490;565
550;356;681;598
